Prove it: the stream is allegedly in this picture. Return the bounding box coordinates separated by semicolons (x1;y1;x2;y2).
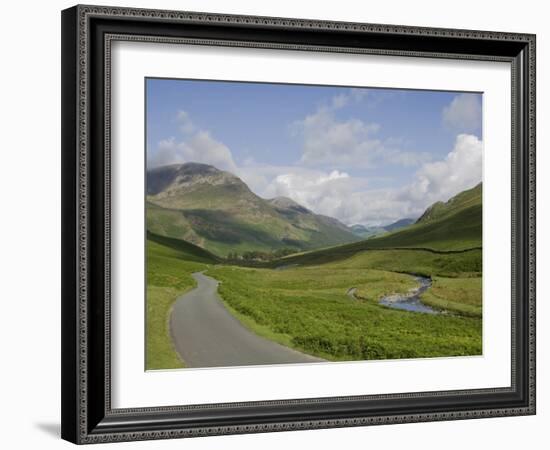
379;275;440;314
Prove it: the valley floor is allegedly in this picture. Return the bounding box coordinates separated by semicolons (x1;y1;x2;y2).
146;239;482;369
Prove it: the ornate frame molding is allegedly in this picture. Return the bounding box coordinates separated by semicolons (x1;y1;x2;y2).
61;5;536;444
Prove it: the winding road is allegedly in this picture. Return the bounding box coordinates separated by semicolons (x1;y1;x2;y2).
170;272;324;368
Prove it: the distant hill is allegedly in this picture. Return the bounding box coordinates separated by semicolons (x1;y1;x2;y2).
146;163;360;256
384;218;415;232
350;217;415;239
350;224;387;239
273;183;482;267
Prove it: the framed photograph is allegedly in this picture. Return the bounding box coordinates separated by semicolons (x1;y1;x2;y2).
61;5;536;444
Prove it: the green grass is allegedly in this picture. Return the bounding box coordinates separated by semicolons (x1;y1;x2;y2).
278;206;479;265
146;285;188;369
145;239;482;367
364;204;482;250
421;277;482;317
146;238;216;370
271;205;481;268
208;253;482;361
147;231;221;263
327;248;481;278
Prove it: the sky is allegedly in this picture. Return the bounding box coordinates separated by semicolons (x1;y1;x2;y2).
146;78;482;226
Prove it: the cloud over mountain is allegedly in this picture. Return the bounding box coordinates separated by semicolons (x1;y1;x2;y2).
241;134;482;226
148;93;482;226
148;110;237;172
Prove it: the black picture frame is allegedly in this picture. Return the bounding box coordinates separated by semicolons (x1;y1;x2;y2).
61;4;536;444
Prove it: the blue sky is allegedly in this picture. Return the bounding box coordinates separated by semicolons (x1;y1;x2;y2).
146;78;482;226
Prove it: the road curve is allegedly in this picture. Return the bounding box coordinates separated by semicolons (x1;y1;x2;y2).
170;272;324;368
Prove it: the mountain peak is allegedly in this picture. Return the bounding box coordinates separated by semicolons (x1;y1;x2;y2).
268;196;311;214
175;162;220;174
147;162;240;196
146;162;360;255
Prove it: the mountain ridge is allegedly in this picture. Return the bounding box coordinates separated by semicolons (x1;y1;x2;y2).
146;163;360;256
417;183;482;224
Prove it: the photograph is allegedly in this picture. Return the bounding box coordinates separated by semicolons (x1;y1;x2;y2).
145;79;483;370
57;3;537;445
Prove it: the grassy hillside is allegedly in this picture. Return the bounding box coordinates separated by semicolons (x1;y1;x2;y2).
364;202;481;250
417;183;482;224
273;184;482;267
146;237;217;370
147;231;220;263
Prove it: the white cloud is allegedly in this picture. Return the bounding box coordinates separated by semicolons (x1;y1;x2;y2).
148;111;237;172
149;109;482;227
442;93;482;132
296;108;383;168
260;168;364;219
400;133;482;206
294;102;430;169
149;133;237;172
242;134;482;226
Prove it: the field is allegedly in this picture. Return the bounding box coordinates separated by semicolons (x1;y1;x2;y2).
146;237;482;368
207;249;482;362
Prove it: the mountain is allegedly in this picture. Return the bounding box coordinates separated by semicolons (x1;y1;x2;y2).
146;163;360;256
350;224;387;239
273;183;482;267
384;218;415;232
350;218;414;239
268;196;354;237
268;196;310;214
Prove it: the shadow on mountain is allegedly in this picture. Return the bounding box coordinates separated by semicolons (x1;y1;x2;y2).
181;209;294;248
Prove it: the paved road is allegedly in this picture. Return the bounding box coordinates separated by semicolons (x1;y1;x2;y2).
170;272;324;368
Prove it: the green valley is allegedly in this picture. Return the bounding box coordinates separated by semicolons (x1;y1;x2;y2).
145;172;483;369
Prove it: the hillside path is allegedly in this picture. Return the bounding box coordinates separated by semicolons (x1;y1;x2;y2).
170;272;324;368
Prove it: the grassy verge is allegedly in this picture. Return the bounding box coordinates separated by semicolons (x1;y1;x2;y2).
146;285;188;369
146;239;214;370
